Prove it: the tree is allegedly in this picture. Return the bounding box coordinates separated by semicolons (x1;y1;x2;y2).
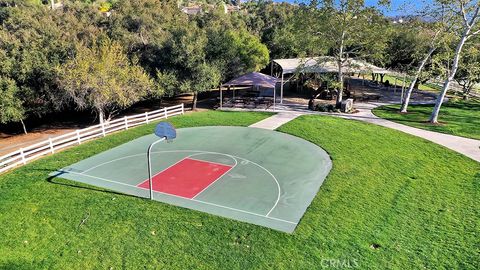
0;77;26;133
242;0;293;51
0;1;104;125
455;41;480;99
316;0;390;105
57;39;154;124
384;19;424;70
196;7;269;81
205;28;269;80
430;0;480;123
182;63;221;110
107;0;181;74
242;1;325;59
0;0;43;6
400;6;455;113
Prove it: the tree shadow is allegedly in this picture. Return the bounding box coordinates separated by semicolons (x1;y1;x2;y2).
0;261;38;270
46;171;139;199
474;172;480;188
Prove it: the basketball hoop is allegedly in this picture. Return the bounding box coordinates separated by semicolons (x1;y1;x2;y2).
147;122;176;200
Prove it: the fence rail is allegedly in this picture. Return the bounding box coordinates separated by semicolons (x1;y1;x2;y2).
0;104;185;174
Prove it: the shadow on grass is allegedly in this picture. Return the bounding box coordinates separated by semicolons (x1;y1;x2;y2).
447;100;480;110
46;171;139;200
474;173;480;189
0;261;37;270
376;102;478;125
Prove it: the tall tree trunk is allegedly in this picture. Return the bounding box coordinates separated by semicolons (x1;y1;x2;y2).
337;61;343;106
98;109;104;125
430;3;480;123
336;31;345;106
51;0;55;9
20;119;27;134
380;74;385;83
192;92;198;110
400;46;436;113
429;29;471;123
463;83;473;100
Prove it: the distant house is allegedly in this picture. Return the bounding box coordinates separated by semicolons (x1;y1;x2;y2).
47;0;64;10
180;2;241;15
224;4;240;13
181;5;203;15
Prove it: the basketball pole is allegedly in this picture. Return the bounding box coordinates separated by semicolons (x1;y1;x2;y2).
147;137;166;200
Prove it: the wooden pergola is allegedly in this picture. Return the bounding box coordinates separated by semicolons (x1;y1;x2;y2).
220;72;278;111
270;56;391;103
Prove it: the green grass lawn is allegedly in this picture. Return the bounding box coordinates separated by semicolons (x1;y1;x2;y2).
382;75;441;92
1;111;479;269
373;100;480;140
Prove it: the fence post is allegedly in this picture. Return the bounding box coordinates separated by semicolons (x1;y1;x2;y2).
76;130;82;145
49;138;55;154
164;107;168;119
181;103;184;114
124;116;129;130
20;148;26;164
100;122;106;137
145;112;149;124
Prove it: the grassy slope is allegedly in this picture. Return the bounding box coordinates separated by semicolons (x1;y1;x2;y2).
373;100;480;140
1;111;479;269
382;74;441;92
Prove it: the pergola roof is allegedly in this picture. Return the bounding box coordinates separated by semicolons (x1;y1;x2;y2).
222;72;278;88
272;57;391;75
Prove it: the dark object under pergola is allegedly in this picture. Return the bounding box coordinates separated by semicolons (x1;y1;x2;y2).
220;72;278;110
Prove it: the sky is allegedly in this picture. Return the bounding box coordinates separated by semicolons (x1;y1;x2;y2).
365;0;432;16
275;0;433;17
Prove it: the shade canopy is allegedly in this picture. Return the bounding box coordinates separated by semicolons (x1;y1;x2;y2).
222;72;278;88
272;56;391;75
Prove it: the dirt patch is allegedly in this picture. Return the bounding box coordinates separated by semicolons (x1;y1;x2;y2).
0;128;76;156
0;95;195;157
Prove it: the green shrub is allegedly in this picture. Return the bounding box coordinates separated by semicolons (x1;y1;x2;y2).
315;104;336;112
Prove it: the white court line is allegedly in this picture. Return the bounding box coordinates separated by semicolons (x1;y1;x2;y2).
78;150;282;217
187;156;235;167
253;161;281;217
138;156;193;186
191;198;297;225
140;152;239;199
191;156;238;200
171;152;283;216
58;169;139;189
82;150;187;174
58;169;296;225
139;152;237;187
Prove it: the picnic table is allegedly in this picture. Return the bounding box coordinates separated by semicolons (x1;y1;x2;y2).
216;96;273;109
355;93;381;102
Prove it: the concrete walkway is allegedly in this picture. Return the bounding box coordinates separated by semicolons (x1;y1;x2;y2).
249;111;305;130
339;102;480;162
245;102;480;163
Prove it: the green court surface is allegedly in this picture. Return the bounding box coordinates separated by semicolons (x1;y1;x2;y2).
51;126;331;233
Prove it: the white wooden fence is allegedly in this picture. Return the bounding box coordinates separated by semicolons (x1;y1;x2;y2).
0;104;184;174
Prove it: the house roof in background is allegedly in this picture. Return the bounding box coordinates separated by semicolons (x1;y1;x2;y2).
272;57;390;75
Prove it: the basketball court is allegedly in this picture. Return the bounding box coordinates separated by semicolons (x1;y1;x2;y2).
51;126;331;233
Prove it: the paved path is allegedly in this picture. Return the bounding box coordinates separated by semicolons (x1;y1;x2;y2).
340;103;480;162
246;102;480;163
249;111;305;130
